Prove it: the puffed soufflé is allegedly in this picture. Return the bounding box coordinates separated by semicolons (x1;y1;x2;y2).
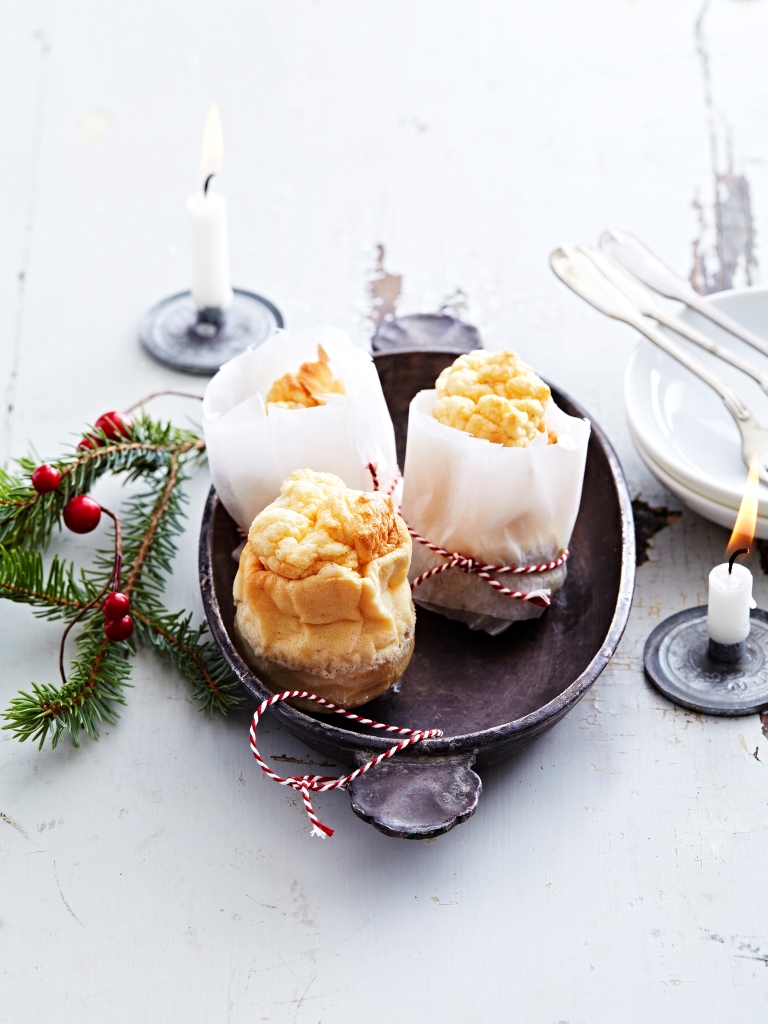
233;469;415;709
401;347;585;633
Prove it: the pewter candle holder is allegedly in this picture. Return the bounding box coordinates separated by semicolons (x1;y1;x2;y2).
140;288;283;375
644;607;768;716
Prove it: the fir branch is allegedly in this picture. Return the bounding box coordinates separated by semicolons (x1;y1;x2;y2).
123;454;183;598
134;610;242;714
0;545;92;619
3;619;132;749
3;462;184;743
1;410;242;749
0;414;204;550
118;456;242;714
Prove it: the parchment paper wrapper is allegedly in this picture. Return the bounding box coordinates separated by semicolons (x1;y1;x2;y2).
401;391;590;634
202;327;399;530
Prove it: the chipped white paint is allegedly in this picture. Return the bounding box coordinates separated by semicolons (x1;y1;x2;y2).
2;1;768;1021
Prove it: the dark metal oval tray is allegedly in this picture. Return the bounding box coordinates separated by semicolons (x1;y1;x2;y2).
199;350;635;840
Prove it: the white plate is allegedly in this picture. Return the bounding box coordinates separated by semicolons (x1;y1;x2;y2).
625;286;768;516
630;421;768;539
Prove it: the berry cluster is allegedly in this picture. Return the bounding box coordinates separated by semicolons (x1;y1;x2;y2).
101;591;133;641
30;410;134;643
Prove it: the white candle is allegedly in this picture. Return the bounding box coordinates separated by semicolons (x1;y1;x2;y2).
188;103;233;312
706;457;760;647
188;191;233;310
706;562;754;645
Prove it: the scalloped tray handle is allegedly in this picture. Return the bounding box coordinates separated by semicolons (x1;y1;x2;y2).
348;752;482;839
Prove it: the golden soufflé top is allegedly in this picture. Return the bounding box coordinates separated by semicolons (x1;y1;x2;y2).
247;469;400;579
431;349;553;447
265;345;346;410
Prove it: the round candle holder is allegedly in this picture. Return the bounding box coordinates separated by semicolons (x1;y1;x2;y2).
140;288;283;375
644;606;768;716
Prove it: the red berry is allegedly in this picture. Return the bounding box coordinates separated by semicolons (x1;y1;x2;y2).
94;411;132;441
102;592;130;620
78;436;98;451
104;615;134;642
63;495;102;534
31;464;61;494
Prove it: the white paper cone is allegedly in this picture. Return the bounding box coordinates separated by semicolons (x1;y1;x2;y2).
401;391;590;633
202;327;399;530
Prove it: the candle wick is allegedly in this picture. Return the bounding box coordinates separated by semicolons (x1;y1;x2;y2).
203;173;215;196
728;547;749;574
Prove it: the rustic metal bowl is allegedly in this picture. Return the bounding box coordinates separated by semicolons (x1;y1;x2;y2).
199;350;635;840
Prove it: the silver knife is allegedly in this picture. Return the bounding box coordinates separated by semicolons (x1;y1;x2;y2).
599;227;768;359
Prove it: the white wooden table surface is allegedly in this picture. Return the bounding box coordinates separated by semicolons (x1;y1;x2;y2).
2;2;768;1020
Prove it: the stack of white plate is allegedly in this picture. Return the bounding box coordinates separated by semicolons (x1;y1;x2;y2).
625;285;768;538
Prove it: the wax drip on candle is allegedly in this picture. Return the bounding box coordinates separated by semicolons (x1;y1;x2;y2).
728;548;749;574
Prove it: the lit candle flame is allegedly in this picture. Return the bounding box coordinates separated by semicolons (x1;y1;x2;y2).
200;102;223;191
726;456;760;561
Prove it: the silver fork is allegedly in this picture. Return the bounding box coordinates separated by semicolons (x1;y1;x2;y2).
578;244;768;395
550;244;768;484
599;227;768;358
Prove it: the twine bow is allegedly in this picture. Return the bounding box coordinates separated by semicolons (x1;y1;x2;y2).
249;691;442;837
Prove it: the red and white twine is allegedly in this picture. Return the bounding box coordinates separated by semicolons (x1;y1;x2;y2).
366;462;568;608
365;462;401;499
249;691;442;837
406;528;568;608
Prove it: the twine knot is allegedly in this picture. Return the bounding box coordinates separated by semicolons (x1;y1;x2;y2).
365;463;568;608
249;691;442;837
406;527;568;608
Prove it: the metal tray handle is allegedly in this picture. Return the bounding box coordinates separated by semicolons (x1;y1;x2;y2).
348;752;482;839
